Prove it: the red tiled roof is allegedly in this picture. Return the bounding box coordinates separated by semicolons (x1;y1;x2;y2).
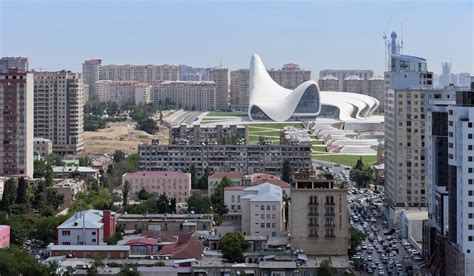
252;178;289;188
159;232;204;260
208;172;245;179
248;173;278;182
224;186;246;191
124;171;189;178
125;238;158;246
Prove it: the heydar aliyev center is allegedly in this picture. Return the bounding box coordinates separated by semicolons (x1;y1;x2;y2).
248;54;379;122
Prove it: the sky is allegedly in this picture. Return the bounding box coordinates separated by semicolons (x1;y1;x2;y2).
1;0;472;76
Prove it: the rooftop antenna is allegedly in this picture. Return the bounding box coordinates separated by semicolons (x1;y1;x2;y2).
400;22;404;54
383;17;391;71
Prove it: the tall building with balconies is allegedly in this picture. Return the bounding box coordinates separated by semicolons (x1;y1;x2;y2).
268;63;311;90
0;69;34;177
230;69;249;110
319;69;374;92
151;81;215;111
209;68;229;110
82;59;101;99
33;71;84;155
289;171;349;256
317;75;339;91
95;80;150;104
99;64;179;83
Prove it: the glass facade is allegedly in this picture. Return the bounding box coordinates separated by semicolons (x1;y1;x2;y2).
293;84;319;114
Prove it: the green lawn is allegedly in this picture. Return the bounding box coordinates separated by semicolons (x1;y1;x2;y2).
311;140;324;145
200;119;224;124
207;111;248;116
312;154;377;167
246;122;303;129
312;146;327;152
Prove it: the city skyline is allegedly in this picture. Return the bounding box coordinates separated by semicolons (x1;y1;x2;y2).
1;0;472;75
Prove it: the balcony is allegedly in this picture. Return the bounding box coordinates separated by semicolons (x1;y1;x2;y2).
324;202;335;206
308;201;319;206
324;223;335;227
324;212;335;217
308;212;319;217
308;223;319;227
324;234;336;239
308;234;319;239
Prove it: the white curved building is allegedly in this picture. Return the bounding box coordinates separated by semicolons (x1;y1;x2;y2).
248;54;379;122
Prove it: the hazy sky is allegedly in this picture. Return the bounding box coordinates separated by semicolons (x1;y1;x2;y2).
1;0;472;76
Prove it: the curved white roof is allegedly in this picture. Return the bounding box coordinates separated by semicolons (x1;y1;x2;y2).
248;54;379;122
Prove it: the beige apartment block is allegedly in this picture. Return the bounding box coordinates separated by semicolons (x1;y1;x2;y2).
151;81;216;111
96;80;150;104
209;68;229;110
289;172;349;256
33;71;84;156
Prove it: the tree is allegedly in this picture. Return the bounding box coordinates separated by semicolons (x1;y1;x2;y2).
118;264;139;276
1;178;17;212
33;182;47;210
210;177;232;222
79;156;92;166
0;246;49;275
157;193;171;214
189;165;199;189
137;188;153;200
187;194;212;214
123;181;130;210
281;160;293;184
138;118;159;134
218;232;247;263
16;177;28;205
170;197;177;213
197;167;211;190
349;165;374;188
349;228;365;256
318;259;337;276
283;194;290;230
113;150;126;163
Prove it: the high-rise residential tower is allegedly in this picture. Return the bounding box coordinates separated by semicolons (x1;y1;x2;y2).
82;59;101;99
268;63;311;90
0;57;29;72
0;69;34;177
230;69;249;110
33;71;85;156
319;69;374;92
209;68;229;110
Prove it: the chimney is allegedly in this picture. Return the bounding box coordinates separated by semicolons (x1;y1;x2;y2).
103;210;115;239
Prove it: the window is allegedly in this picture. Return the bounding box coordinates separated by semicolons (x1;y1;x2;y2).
469;236;473;241
470;145;473;151
91;231;96;235
92;238;96;242
62;231;71;236
470;123;473;128
261;223;265;228
261;214;265;219
62;242;70;245
470;134;473;139
469;225;474;230
470;168;473;174
266;223;271;228
470;179;473;185
261;205;265;211
266;205;271;210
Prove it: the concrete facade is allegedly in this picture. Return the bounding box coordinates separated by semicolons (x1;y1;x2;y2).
33;71;84;156
169;124;248;145
82;59;101;99
33;137;53;160
289;173;349;256
122;171;191;203
96;80;150;104
209;68;229;110
151;81;216;111
0;69;34;177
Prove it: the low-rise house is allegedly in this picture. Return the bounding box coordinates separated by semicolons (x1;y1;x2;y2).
48;244;130;259
89;154;114;171
53;166;99;181
33;138;53;160
116;214;213;232
159;232;204;260
0;225;10;248
56;210;116;245
125;238;159;255
51;179;86;209
122;171;191;203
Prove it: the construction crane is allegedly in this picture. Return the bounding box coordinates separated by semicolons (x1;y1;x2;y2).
383;18;391;71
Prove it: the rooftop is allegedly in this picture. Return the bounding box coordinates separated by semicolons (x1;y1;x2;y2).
57;209;105;229
48;244;129;251
242;183;282;202
123;171;189;178
209;172;246;179
53;166;97;174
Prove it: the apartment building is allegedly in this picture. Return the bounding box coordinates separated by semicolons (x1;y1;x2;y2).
0;69;34;177
209;68;229;110
0;57;29;72
368;75;385;111
57;209;116;246
208;172;245;196
99;64;179;83
317;75;339;91
319;69;374;91
33;71;84;155
179;65;210;81
138;141;312;178
53;179;86;209
268;63;311;90
289;171;349;256
82;59;101;99
230;69;250;110
0;225;10;249
151;81;215;111
95;80;150;104
122;171;191;203
33;138;53;160
169;124;248;145
240;183;285;238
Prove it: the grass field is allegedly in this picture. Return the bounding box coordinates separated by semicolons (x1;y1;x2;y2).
246;122;303;144
312;146;327;152
207;111;248;116
311;154;377;167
